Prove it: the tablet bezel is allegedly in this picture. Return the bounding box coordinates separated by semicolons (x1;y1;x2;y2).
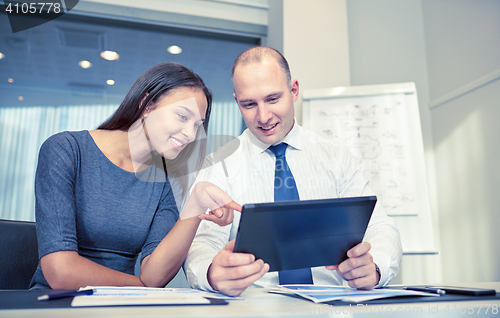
233;196;377;272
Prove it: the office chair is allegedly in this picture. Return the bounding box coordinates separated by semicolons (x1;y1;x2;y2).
0;219;39;289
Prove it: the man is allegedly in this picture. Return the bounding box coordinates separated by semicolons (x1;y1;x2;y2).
185;46;402;296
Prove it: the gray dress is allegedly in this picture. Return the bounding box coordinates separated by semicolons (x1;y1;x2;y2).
30;131;178;289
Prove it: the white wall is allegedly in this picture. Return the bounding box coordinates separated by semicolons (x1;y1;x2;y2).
422;0;500;101
346;0;500;283
432;79;500;283
281;0;351;125
422;0;500;283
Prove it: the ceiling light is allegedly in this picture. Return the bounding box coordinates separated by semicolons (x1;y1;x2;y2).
18;96;24;101
78;60;92;69
0;52;4;59
100;50;119;61
106;79;115;85
8;78;13;83
167;45;182;54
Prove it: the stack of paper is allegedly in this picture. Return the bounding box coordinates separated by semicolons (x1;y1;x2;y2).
72;286;237;307
270;285;439;303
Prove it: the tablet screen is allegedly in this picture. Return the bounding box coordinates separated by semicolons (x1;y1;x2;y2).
233;196;376;272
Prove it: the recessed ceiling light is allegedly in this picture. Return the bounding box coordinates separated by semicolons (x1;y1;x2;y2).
8;78;13;83
167;45;182;54
100;50;119;61
106;79;115;85
18;96;24;101
0;52;4;59
78;60;92;69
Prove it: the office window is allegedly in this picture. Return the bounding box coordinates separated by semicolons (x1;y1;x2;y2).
0;10;258;221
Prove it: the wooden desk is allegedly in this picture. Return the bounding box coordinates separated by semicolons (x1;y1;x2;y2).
1;282;499;318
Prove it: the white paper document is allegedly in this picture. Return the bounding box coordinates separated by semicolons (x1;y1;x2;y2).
271;285;439;303
71;286;236;307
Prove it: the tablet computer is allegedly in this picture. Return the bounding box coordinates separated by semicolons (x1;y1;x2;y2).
233;196;377;272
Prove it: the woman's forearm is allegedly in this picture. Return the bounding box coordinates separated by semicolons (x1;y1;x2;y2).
41;251;144;289
139;216;201;287
140;182;237;287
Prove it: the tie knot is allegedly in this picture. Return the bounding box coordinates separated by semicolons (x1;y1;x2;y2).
268;143;288;158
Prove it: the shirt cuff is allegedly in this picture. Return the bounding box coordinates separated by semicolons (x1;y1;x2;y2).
187;257;216;292
372;256;390;288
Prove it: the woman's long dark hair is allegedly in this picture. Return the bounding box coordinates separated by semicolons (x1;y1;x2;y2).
99;62;212;200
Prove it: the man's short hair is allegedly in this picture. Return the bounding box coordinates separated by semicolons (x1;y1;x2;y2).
231;46;292;89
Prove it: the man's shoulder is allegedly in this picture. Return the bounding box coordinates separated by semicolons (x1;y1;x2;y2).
295;125;340;149
294;125;358;165
208;130;250;158
296;124;322;138
198;131;248;174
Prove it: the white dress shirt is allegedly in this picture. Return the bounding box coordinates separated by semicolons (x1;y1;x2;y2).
185;123;402;291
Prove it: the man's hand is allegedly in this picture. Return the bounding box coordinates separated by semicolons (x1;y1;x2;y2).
207;240;269;296
325;242;380;290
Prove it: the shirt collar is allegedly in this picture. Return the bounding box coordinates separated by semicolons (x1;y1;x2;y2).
281;120;303;151
245;119;303;156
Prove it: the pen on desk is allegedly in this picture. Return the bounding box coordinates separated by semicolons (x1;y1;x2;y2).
37;288;94;301
405;287;446;295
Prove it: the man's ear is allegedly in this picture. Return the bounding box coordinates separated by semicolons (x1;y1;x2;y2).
291;80;299;103
233;93;239;105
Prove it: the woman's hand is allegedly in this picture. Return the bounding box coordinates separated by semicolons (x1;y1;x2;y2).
190;181;241;226
141;182;240;287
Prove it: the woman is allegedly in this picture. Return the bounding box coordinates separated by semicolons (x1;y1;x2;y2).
30;62;239;289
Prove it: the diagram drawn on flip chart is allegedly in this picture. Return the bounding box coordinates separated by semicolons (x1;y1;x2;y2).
303;83;429;217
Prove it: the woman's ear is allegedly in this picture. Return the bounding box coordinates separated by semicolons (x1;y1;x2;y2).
140;93;151;117
140;92;150;109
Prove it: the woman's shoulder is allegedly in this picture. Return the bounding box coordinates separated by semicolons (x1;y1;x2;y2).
43;130;88;146
39;130;90;159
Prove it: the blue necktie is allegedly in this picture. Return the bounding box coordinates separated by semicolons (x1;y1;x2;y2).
268;143;313;285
